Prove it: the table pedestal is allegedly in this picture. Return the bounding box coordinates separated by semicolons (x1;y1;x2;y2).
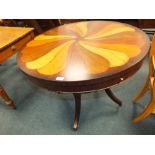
72;88;122;130
73;93;81;130
0;85;16;109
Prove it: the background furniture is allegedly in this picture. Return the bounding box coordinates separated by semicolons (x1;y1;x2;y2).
0;26;34;64
17;21;150;129
21;20;60;34
0;26;34;108
1;19;155;35
138;20;155;28
0;19;60;34
133;34;155;122
0;85;15;109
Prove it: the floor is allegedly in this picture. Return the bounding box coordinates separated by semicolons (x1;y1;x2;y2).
0;54;155;135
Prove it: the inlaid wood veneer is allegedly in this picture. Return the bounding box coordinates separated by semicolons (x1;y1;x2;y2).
17;21;150;129
18;21;150;86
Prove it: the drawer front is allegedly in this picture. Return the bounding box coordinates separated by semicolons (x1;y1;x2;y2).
0;32;34;64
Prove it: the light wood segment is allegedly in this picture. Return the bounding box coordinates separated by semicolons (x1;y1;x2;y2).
85;26;135;39
0;32;34;64
81;41;141;58
18;21;150;82
26;41;74;70
77;43;110;74
0;26;34;50
0;26;34;64
0;26;34;108
79;41;129;67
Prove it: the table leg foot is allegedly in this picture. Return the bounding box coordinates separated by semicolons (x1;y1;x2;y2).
7;101;16;109
0;86;16;109
73;93;81;130
105;88;122;106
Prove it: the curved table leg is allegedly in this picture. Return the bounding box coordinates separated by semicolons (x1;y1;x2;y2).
105;88;122;106
73;93;81;130
132;78;150;103
0;86;16;109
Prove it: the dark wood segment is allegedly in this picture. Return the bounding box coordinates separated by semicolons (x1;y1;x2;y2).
73;93;81;130
105;88;122;106
18;21;150;86
20;59;144;93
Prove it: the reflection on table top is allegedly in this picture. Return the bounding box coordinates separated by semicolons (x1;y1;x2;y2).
18;21;150;82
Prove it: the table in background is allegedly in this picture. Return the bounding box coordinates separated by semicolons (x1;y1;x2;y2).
0;26;34;108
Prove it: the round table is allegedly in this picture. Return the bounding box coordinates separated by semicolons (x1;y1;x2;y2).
17;21;150;130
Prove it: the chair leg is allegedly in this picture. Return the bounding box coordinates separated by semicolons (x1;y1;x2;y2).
133;78;155;122
133;100;155;122
132;77;150;103
0;86;16;109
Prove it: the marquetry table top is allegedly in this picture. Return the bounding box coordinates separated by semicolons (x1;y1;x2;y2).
18;21;150;85
0;26;34;51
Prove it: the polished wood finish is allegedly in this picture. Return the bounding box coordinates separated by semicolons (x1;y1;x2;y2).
22;58;144;93
17;21;150;129
0;85;16;109
18;21;150;93
18;21;150;85
73;93;81;130
0;26;34;64
0;26;34;108
133;34;155;122
0;26;34;50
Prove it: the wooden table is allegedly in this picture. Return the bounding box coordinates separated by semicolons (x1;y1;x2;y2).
0;26;34;64
0;26;34;108
17;21;150;129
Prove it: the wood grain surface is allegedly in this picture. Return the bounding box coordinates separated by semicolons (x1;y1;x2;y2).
17;21;150;92
0;26;34;51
